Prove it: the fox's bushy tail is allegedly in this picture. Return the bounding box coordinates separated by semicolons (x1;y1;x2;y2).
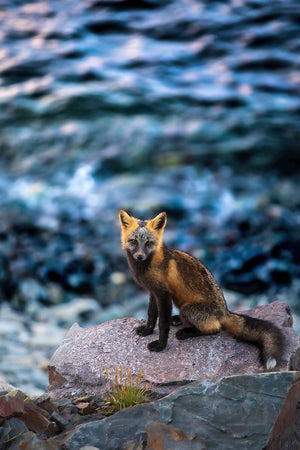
221;312;284;370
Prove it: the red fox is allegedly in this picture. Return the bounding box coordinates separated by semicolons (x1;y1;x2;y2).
119;209;284;370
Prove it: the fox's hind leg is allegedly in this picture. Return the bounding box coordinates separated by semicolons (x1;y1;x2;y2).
176;303;221;340
176;327;202;340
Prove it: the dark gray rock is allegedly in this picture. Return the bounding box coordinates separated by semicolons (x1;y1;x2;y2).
47;302;300;398
221;242;296;295
1;418;29;445
61;371;300;450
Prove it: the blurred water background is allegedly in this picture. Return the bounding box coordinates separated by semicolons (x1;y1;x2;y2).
0;0;299;396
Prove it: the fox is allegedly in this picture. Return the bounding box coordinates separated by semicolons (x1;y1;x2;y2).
119;209;284;370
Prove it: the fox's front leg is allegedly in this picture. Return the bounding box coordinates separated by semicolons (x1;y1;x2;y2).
148;291;172;352
136;293;158;337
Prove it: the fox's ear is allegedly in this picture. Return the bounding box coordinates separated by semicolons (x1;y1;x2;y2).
119;209;135;229
148;212;167;232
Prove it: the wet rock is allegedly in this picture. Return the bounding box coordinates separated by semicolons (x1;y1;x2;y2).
269;260;292;286
62;256;95;294
221;244;295;294
272;239;300;265
222;271;269;294
47;302;300;398
61;371;300;450
0;254;16;302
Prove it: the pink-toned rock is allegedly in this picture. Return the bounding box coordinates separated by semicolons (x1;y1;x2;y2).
75;402;96;415
0;392;25;418
47;301;300;398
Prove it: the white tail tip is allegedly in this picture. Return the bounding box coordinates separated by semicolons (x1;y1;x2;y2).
266;357;277;370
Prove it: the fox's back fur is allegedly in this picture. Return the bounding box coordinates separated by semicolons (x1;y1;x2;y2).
119;209;284;370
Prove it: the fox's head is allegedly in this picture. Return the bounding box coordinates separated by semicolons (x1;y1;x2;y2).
119;210;167;262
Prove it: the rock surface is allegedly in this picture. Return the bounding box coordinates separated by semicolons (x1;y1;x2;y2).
47;301;300;398
1;371;300;449
61;371;300;450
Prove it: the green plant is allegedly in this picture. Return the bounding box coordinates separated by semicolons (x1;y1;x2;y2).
105;364;152;412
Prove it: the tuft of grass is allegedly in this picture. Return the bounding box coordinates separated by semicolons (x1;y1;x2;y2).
104;364;152;413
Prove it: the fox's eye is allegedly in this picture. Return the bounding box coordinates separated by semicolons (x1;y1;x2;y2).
130;239;138;245
146;241;154;247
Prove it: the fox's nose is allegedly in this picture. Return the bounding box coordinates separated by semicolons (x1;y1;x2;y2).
136;254;144;261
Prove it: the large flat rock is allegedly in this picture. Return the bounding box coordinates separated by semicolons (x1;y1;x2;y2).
61;371;300;450
47;301;300;398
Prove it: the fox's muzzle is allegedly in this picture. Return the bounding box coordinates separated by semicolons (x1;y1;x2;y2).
134;253;147;261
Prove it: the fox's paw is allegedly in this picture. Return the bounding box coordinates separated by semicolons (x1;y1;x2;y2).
148;340;166;352
176;327;201;340
135;325;154;337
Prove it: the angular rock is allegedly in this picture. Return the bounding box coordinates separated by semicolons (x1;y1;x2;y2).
21;407;55;436
35;393;56;415
50;411;70;431
0;390;56;437
0;418;28;447
61;371;300;450
5;417;28;435
0;391;25;418
47;302;300;398
0;425;10;448
75;402;97;416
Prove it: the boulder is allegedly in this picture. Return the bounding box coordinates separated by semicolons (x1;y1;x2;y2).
61;371;300;450
47;301;300;398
